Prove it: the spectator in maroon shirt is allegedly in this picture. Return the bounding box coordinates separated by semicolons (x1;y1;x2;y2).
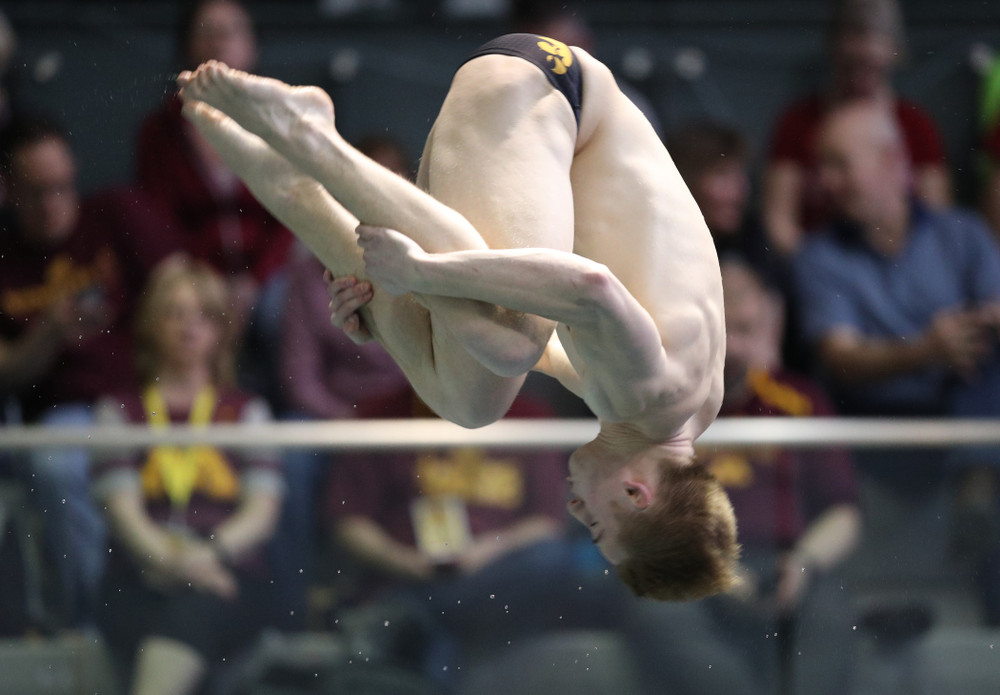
623;256;862;695
0;119;173;627
93;257;284;695
763;0;950;257
136;0;293;351
325;392;596;683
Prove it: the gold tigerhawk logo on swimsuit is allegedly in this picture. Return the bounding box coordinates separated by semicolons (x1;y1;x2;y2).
537;35;572;75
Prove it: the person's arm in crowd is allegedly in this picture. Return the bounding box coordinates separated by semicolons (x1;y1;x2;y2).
786;503;862;575
819;306;993;384
335;515;436;581
212;487;281;564
213;396;283;563
762;161;805;258
458;515;562;575
103;486;238;599
775;503;861;613
103;485;187;574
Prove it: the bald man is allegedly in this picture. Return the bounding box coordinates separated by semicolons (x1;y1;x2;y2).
177;34;737;600
795;100;1000;417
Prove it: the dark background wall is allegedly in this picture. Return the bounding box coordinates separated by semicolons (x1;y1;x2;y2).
5;1;1000;205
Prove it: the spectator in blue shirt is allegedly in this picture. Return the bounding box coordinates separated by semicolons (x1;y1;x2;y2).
793;100;1000;418
793;100;1000;623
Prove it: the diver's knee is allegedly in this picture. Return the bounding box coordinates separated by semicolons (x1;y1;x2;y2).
438;383;517;429
443;399;505;429
476;320;551;379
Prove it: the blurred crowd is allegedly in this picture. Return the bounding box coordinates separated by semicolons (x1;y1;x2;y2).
0;0;999;694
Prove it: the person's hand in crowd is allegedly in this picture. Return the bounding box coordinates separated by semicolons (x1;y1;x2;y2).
171;538;239;599
324;269;374;344
399;547;440;581
774;551;811;615
923;307;994;380
455;537;509;577
971;302;1000;339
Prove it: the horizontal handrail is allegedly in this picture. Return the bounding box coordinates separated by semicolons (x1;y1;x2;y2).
1;417;1000;451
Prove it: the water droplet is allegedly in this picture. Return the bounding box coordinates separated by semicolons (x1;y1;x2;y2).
489;594;495;599
384;620;390;627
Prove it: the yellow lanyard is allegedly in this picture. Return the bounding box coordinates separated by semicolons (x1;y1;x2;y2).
142;385;216;513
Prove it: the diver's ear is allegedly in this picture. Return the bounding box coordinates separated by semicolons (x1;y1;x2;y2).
623;481;653;510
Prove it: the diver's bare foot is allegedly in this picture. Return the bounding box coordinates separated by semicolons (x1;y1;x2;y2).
178;60;335;149
180;99;275;183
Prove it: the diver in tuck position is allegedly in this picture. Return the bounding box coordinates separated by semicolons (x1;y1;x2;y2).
178;33;738;600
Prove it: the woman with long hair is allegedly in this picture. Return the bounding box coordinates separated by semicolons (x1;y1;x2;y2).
93;256;284;695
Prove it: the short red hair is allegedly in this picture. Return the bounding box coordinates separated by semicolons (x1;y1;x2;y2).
616;457;740;601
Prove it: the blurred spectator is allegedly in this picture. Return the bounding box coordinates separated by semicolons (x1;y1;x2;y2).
93;257;284;694
667;122;789;296
270;134;414;629
793;101;1000;419
624;256;861;695
797;99;1000;623
0;119;173;627
668;120;814;372
326;393;600;684
135;0;294;390
763;0;950;257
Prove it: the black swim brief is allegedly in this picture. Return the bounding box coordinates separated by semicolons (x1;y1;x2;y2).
462;33;583;127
